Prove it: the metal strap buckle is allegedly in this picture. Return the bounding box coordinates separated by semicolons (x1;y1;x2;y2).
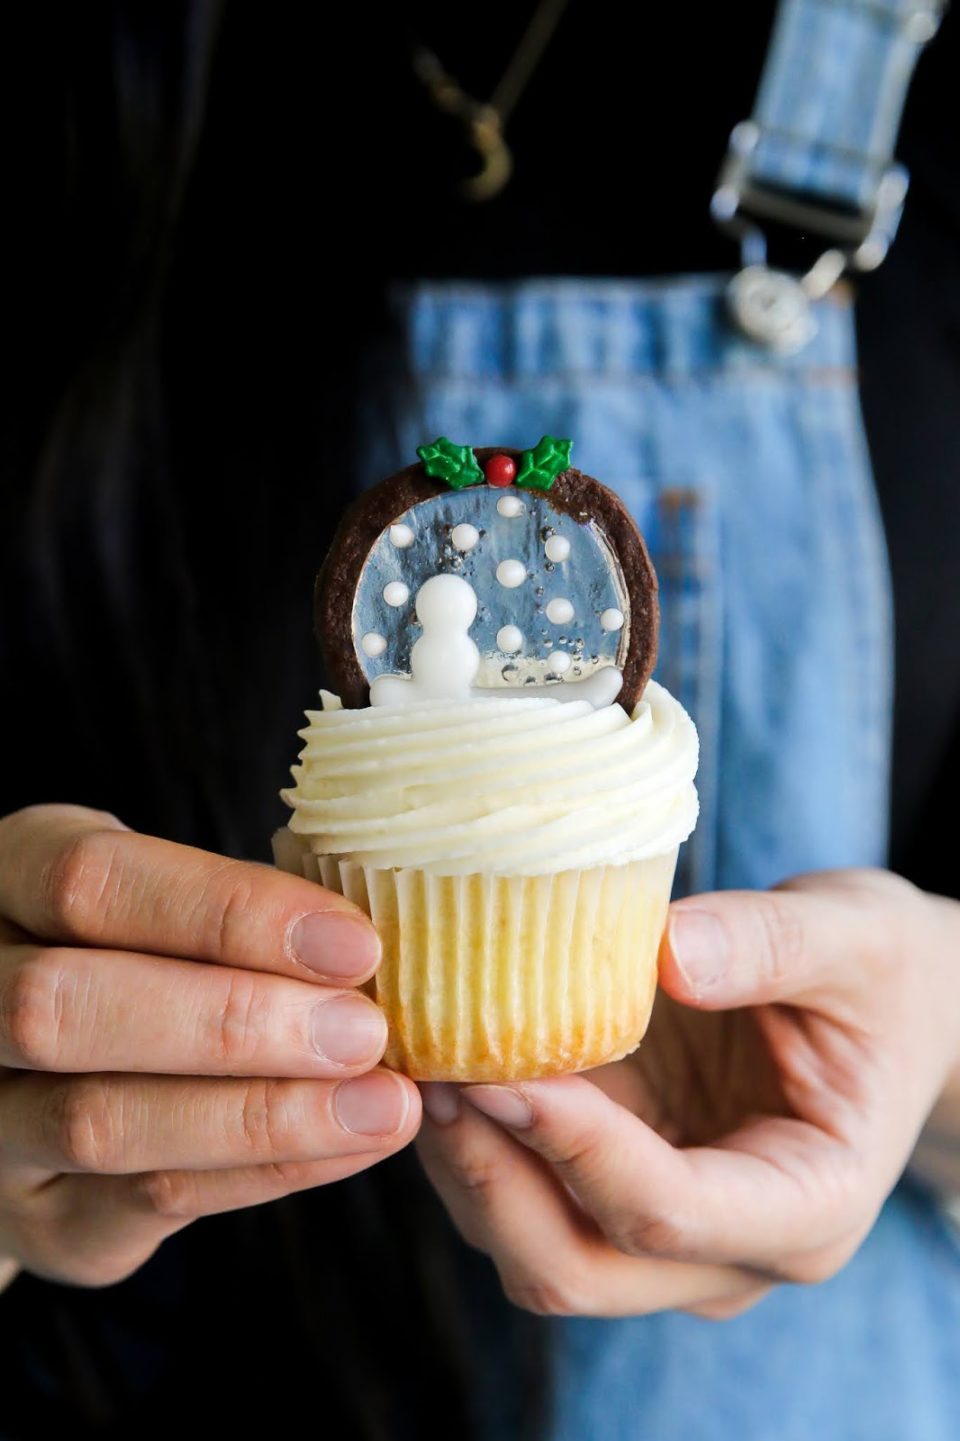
712;119;910;351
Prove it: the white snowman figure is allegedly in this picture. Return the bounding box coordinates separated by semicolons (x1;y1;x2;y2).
370;574;480;706
369;571;623;709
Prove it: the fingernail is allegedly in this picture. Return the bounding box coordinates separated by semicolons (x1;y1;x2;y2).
290;911;381;978
311;995;387;1066
420;1082;460;1125
463;1085;533;1129
668;908;728;990
334;1072;409;1136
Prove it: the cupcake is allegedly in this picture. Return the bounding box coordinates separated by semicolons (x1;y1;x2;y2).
274;439;698;1081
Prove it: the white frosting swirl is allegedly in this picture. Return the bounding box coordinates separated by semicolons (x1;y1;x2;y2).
281;681;699;876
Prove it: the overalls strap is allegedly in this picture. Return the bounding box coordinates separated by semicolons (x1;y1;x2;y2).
715;0;944;347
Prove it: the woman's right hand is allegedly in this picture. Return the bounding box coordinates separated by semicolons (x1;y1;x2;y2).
0;805;421;1289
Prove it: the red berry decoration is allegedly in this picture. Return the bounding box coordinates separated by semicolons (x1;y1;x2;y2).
484;454;517;488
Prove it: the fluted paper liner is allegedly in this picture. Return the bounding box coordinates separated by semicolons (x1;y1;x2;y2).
273;831;677;1081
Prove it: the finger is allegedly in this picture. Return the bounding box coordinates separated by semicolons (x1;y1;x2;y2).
658;870;911;1010
0;1068;420;1173
460;1075;862;1275
20;1151;403;1286
0;805;379;985
417;1093;761;1318
0;943;387;1076
0;917;31;946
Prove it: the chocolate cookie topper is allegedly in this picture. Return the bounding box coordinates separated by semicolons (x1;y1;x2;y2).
316;439;659;710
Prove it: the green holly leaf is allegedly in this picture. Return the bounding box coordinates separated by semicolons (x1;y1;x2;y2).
416;437;483;490
515;435;573;490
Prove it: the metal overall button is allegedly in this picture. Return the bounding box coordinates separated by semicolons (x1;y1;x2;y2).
726;266;817;354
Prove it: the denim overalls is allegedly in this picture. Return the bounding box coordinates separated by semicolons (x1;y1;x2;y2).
356;4;960;1436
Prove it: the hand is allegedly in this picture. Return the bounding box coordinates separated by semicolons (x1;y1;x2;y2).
418;869;960;1318
0;805;420;1288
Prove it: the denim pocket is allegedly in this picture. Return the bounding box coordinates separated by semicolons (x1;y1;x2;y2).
613;477;721;898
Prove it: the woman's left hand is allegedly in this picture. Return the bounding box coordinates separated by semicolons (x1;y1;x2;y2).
417;869;960;1318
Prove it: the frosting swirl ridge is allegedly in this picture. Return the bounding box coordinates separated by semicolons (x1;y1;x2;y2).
281;681;699;876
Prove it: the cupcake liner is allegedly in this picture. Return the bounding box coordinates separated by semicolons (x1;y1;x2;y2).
274;829;677;1081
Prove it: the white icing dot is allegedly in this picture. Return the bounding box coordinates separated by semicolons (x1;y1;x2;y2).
361;632;387;658
389;523;414;548
497;494;525;518
544;534;571;563
546;597;575;624
451;522;480;552
383;581;410;607
547;651;572;674
496;559;527;589
600;607;625;632
497;625;524;654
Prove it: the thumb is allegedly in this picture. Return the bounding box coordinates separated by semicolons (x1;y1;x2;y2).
658;872;899;1010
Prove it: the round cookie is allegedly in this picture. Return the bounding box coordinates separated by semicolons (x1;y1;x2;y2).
315;441;659;710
